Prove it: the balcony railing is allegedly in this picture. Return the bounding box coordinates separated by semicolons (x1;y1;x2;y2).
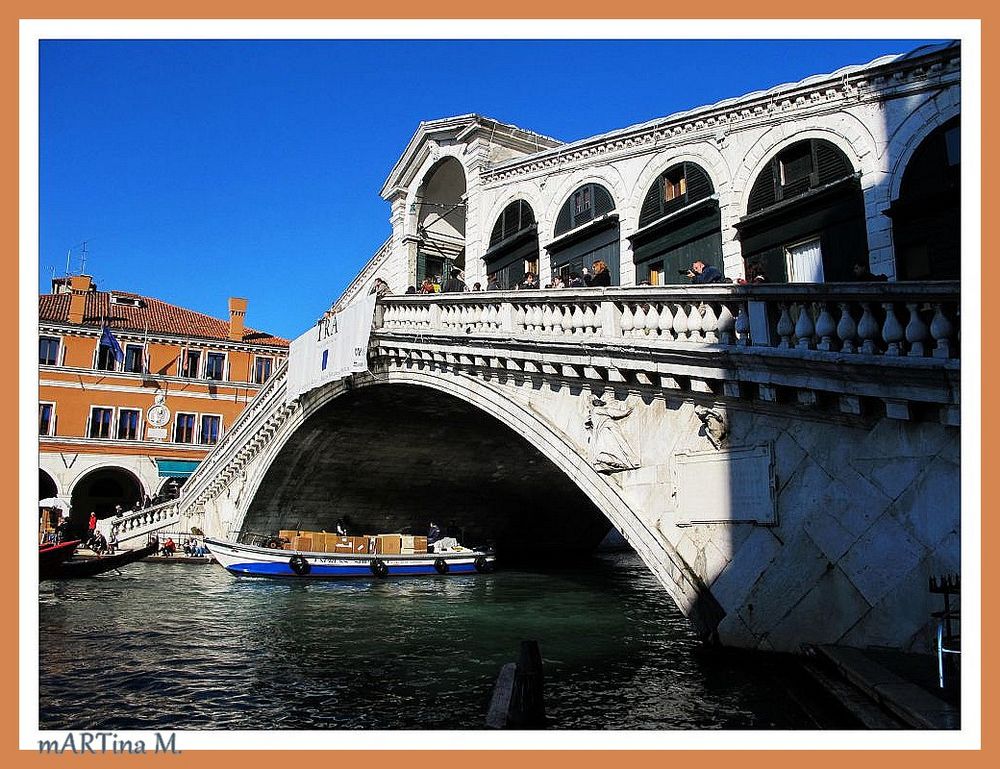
378;282;960;360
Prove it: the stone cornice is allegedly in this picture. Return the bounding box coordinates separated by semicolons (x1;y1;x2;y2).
481;45;960;185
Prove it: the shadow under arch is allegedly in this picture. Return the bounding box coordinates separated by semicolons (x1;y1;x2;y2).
69;465;144;533
238;368;723;639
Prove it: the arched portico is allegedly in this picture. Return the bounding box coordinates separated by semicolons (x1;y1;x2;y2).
69;465;144;533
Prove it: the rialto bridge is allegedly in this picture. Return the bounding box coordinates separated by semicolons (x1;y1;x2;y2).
113;283;961;656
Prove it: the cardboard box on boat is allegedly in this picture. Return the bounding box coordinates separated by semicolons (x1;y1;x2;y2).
351;536;370;554
292;535;313;552
279;529;298;542
376;534;402;555
282;543;292;550
413;536;428;554
332;536;354;553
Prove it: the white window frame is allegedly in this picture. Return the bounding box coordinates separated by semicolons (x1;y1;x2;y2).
198;412;224;445
173;411;197;444
204;351;228;382
87;405;116;439
39;401;56;436
122;343;145;374
179;349;203;379
116;406;143;441
93;338;120;372
253;355;274;384
39;336;62;367
784;236;825;283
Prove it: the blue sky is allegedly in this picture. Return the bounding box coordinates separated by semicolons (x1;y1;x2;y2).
39;38;939;340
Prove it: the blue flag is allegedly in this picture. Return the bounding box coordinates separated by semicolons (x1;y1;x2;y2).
100;326;124;363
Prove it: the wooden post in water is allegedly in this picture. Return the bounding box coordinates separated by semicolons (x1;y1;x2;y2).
486;640;546;729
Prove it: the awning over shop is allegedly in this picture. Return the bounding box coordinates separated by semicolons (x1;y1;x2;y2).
156;459;201;478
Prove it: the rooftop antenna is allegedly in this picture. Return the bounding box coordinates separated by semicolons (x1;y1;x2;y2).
79;240;89;274
64;249;71;277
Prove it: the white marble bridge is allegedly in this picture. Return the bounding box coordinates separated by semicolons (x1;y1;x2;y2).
111;282;961;655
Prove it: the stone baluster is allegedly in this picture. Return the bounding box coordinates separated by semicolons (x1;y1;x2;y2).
857;302;879;354
531;305;544;332
621;304;635;337
687;303;704;342
552;304;573;334
776;303;794;348
930;303;954;358
658;302;674;340
542;305;555;333
717;302;735;345
489;304;501;330
814;302;837;351
701;303;719;343
881;302;905;356
836;302;857;353
794;303;816;350
632;304;646;337
512;304;525;332
589;304;603;335
645;304;660;337
673;303;689;342
574;305;588;335
905;302;929;357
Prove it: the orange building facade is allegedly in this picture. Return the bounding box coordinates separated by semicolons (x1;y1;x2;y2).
39;275;288;534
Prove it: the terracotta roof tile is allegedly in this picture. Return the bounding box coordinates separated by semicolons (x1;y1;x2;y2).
39;291;289;348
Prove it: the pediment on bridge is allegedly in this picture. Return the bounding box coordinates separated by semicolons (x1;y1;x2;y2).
380;114;563;199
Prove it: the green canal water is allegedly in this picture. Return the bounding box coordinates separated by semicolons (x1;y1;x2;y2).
39;552;831;730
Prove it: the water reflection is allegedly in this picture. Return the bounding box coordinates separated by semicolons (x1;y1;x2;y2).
39;552;818;730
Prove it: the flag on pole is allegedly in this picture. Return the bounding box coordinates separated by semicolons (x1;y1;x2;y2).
100;325;124;363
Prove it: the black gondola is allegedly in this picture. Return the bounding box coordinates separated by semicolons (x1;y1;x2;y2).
41;537;159;580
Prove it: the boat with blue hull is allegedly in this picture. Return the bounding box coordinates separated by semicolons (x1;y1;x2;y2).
204;537;495;579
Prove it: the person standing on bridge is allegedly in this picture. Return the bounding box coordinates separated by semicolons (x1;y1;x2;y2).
686;260;725;284
441;268;467;293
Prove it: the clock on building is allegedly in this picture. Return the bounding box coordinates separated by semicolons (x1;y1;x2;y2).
147;392;171;428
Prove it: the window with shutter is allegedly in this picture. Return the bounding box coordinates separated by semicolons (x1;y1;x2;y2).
555;184;616;236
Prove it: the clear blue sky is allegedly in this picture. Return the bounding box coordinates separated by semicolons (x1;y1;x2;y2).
39;39;939;340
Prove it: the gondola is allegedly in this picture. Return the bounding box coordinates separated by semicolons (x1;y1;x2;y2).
41;537;159;580
38;540;81;580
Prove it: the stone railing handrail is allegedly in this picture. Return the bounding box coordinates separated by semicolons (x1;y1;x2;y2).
177;360;291;508
377;282;960;361
110;499;179;543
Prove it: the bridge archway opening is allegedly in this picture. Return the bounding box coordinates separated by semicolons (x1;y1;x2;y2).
242;384;613;562
414;157;467;286
70;466;143;535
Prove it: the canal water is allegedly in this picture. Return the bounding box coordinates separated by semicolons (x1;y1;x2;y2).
39;552;828;730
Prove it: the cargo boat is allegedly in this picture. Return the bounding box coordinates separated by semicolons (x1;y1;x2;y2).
204;535;495;579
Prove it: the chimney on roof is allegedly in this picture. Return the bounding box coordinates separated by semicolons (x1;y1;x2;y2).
67;275;93;325
228;297;248;341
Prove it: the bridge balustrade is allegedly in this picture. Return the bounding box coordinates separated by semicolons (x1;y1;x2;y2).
378;282;960;360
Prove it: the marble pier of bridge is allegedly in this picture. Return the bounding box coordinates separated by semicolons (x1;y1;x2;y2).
147;283;959;655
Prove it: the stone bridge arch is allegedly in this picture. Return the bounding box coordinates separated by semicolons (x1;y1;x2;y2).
219;368;722;637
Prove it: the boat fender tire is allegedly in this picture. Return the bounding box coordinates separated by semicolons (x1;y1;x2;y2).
370;558;389;578
474;556;492;573
289;555;311;576
434;558;449;575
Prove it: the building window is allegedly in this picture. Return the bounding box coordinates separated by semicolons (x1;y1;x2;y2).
39;336;60;366
200;415;221;445
39;403;55;436
321;350;329;370
88;407;113;439
123;344;144;374
174;413;196;444
181;350;201;378
96;344;118;371
572;187;592;216
205;352;226;381
663;170;687;202
254;356;273;384
117;408;141;440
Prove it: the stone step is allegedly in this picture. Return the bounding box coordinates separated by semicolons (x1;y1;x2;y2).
814;645;960;729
